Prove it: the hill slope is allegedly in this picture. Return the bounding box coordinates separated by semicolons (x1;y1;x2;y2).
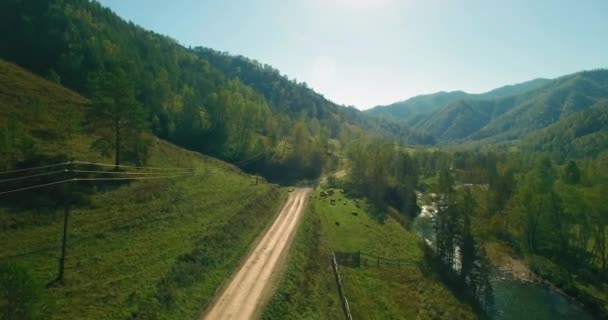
0;60;287;320
0;0;432;178
520;100;608;159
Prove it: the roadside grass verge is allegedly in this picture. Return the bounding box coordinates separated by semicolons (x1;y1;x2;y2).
264;188;476;319
0;153;287;319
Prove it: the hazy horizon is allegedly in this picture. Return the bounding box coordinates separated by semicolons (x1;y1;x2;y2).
99;0;608;109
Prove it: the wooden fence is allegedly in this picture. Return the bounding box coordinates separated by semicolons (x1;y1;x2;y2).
331;250;354;320
334;251;416;269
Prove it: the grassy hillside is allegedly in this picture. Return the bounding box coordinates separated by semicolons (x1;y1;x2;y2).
0;60;288;319
263;187;476;319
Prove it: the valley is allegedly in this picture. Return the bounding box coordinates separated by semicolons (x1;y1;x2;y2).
1;1;607;319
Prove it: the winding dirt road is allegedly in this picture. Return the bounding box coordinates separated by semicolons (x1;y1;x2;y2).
202;188;310;320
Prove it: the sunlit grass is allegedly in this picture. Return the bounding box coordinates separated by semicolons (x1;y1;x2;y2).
265;187;476;319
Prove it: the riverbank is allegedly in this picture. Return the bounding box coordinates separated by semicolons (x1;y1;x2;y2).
486;242;535;283
485;242;604;319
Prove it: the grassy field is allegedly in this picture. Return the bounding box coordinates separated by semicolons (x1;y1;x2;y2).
0;60;288;319
264;188;477;319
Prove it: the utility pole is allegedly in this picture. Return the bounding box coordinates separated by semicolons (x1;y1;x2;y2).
49;163;73;286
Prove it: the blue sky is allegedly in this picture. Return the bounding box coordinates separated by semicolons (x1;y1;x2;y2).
98;0;607;109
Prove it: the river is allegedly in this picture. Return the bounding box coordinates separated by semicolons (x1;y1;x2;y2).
413;192;597;320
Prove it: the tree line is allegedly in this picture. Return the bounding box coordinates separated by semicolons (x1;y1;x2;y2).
340;141;608;316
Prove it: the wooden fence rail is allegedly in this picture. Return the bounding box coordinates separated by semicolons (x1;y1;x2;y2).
331;250;354;320
334;251;416;269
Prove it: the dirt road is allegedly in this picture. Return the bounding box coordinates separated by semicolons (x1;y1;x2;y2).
202;188;310;320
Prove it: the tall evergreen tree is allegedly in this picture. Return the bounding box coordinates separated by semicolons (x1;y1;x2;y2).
88;68;148;169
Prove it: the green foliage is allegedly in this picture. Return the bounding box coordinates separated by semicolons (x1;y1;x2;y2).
0;0;433;183
345;137;419;218
0;114;36;170
264;188;476;319
0;59;289;320
521;101;608;159
263;205;343;319
0;262;47;320
88;68;149;166
562;160;581;185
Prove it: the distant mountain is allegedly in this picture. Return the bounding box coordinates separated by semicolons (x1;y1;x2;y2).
366;91;469;123
462;71;608;143
368;70;608;150
366;78;551;123
480;78;552;99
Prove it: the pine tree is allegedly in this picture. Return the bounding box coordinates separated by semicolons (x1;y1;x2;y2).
88;68;148;169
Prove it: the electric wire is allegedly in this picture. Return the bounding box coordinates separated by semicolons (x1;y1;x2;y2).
0;162;69;175
0;172;193;196
73;174;188;182
0;169;67;183
0;179;73;196
72;161;193;171
71;169;183;176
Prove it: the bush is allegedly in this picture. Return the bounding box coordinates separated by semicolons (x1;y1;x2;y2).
0;262;46;320
529;255;571;288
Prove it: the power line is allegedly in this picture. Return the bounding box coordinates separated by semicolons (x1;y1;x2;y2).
0;169;67;183
71;169;181;176
0;162;69;176
0;174;191;196
0;179;73;196
72;161;193;171
74;175;188;182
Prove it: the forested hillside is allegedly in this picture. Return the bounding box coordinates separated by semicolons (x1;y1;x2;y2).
194;47;435;145
367;91;470;124
520;100;608;159
0;0;432;182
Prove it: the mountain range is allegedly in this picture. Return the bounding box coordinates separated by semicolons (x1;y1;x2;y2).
1;0;606;161
366;70;608;157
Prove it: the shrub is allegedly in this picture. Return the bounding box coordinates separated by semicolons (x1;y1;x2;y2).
0;262;46;320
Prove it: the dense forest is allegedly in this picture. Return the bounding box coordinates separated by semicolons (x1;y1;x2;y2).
336;143;608;317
